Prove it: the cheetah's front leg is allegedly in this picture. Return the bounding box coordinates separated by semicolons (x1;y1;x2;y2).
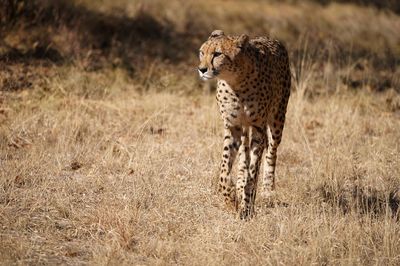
238;126;265;219
218;126;241;209
235;127;249;215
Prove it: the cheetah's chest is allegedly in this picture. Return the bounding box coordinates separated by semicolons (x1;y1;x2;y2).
216;82;267;126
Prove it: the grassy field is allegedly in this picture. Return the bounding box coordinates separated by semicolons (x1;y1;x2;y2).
1;0;400;265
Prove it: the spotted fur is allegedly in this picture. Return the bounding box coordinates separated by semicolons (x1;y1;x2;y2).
198;30;291;219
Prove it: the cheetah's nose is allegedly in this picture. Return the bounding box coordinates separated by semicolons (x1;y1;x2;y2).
198;67;208;74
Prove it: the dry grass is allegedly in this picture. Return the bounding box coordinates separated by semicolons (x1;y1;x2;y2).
1;68;400;265
1;0;400;265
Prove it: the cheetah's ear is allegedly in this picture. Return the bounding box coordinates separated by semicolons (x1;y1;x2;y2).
208;30;225;40
235;34;249;48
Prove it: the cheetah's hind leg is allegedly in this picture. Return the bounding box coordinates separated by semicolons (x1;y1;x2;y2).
261;118;284;205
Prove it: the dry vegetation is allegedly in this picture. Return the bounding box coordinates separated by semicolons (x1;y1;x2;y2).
1;0;400;265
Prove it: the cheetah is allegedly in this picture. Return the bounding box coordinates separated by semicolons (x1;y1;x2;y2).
198;30;291;219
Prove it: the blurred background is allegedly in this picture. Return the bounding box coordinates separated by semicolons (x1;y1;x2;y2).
1;0;399;94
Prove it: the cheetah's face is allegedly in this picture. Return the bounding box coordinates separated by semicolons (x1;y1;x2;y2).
198;30;248;81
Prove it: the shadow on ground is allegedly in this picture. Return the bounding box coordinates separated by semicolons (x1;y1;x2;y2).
0;0;203;71
312;0;400;13
318;182;400;219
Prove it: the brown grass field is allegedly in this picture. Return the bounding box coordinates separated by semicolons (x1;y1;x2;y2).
1;0;400;265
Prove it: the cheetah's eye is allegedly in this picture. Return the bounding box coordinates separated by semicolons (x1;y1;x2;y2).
213;52;222;57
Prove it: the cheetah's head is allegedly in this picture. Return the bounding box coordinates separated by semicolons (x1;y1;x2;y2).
198;30;249;81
